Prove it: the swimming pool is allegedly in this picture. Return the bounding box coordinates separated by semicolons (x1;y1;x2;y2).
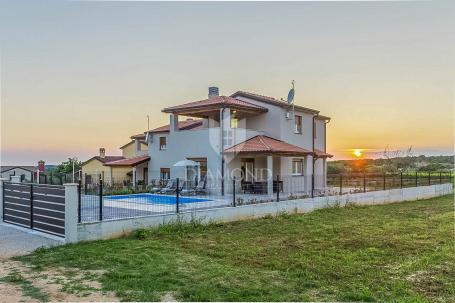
104;193;211;205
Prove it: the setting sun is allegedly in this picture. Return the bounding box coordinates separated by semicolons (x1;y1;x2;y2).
353;149;363;158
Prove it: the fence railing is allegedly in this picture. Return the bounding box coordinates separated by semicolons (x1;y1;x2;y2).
76;172;453;223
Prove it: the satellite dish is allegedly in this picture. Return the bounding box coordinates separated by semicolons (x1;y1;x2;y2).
287;80;295;104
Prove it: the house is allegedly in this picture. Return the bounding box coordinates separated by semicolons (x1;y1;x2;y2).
0;161;47;182
0;166;38;182
145;87;332;195
81;135;149;185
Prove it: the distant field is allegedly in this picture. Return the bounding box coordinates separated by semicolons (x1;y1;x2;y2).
16;195;455;302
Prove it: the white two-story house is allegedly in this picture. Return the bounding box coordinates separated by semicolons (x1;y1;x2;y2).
146;87;332;196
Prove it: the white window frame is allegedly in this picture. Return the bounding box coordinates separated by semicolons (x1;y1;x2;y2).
292;159;304;176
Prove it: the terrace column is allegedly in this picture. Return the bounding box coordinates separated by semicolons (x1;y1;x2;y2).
267;155;273;196
132;167;137;186
109;167;113;186
304;155;313;193
323;158;327;187
170;114;179;133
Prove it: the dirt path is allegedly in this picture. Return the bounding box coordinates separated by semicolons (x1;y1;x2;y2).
0;225;118;302
0;257;118;302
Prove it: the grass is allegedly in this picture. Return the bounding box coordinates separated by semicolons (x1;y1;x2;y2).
0;270;49;302
16;194;454;302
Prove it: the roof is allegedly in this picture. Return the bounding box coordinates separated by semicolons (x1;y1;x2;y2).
230;91;321;115
0;166;37;173
162;96;268;115
314;149;333;158
82;156;125;166
148;119;204;133
315;115;331;122
103;155;150;167
224;135;313;156
119;140;135;149
131;133;146;140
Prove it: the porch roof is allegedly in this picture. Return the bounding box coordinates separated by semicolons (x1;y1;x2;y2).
103;155;150;167
162;96;268;118
224;135;313;156
314;149;333;158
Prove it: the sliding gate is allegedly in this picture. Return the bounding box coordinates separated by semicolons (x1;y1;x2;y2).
2;182;65;238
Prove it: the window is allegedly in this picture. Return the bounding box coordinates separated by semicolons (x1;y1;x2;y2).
231;117;238;129
242;159;255;182
294;115;302;134
160;168;170;180
159;136;167;150
292;159;304;176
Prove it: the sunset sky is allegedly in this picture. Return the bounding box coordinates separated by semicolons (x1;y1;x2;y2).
1;1;453;165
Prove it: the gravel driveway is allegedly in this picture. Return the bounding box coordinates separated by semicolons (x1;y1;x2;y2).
0;223;63;258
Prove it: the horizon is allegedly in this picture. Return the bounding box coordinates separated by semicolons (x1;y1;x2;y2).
1;1;454;165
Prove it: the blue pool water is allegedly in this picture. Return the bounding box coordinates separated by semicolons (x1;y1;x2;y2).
104;193;211;205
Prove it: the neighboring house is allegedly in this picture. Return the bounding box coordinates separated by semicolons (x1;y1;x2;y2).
81;135;150;185
0;166;38;182
145;87;332;195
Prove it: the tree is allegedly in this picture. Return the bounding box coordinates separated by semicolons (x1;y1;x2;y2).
52;158;82;175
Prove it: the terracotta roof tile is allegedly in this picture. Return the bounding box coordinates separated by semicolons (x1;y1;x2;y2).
148;119;204;133
162;96;267;113
224;135;313;156
230;91;321;115
103;155;150;166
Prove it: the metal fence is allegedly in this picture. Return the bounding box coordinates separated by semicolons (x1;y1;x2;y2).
2;182;66;237
76;171;453;223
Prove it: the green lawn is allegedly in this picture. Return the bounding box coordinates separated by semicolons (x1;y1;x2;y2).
17;194;454;302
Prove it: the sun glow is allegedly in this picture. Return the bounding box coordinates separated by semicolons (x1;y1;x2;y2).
353;149;363;158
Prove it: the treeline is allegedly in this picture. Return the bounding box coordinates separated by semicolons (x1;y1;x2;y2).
328;155;454;174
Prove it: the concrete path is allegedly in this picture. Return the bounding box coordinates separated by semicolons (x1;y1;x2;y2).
0;223;63;258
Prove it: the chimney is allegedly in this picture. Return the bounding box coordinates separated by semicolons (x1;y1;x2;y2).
38;160;45;173
208;86;219;99
99;148;106;159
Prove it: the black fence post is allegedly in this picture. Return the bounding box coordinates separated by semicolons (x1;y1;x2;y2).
232;178;236;207
383;173;386;190
78;180;82;223
450;171;452;184
311;174;314;198
339;174;343;195
363;171;366;193
30;184;34;229
99;176;103;221
415;172;418;187
276;175;280;202
84;173;88;195
400;172;403;189
439;172;442;184
428;172;431;186
176;178;180;213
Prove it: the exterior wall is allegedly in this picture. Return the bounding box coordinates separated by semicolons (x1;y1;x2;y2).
121;142;136;158
75;183;453;241
81;159;110;181
110;166;133;183
121;141;148;158
314;118;326;151
148;129;222;190
0;168;34;182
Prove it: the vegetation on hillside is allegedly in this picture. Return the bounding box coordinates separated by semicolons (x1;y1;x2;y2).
328;155;454;174
15;195;455;302
47;157;82;174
